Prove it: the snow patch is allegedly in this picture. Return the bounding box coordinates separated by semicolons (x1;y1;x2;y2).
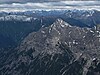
61;24;65;28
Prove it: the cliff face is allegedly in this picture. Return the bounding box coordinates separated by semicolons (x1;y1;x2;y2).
0;19;100;75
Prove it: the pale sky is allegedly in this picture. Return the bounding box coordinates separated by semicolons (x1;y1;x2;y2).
0;0;100;3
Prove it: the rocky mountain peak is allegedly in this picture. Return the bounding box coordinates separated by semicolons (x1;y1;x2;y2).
18;19;73;55
52;18;71;28
55;19;66;24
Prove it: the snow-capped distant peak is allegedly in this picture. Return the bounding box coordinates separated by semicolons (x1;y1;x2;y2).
0;15;33;21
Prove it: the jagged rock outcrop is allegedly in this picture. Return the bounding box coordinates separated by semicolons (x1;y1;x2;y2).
0;19;100;75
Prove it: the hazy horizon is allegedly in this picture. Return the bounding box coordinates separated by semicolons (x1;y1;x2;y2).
0;0;100;4
0;1;100;12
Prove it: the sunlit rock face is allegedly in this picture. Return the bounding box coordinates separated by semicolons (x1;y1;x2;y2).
0;19;100;75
